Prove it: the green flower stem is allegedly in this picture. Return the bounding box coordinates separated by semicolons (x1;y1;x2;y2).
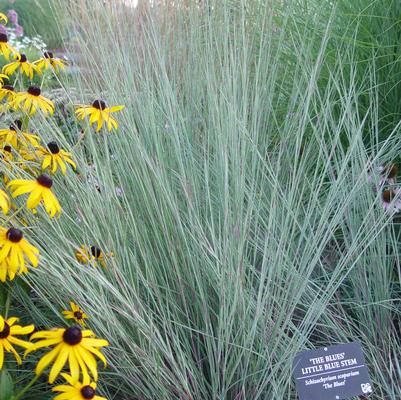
3;283;12;319
17;70;23;92
5;205;29;224
0;285;6;316
21;114;30;132
11;374;40;400
40;73;45;90
73;127;87;149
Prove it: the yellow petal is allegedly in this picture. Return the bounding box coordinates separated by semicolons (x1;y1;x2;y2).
35;343;63;377
0;343;4;369
77;345;98;381
49;346;70;383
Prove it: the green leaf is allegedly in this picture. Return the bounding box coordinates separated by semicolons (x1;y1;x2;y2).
0;369;14;400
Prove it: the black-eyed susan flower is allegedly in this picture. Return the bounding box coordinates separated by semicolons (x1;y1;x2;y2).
0;227;39;276
26;325;108;383
0;315;34;368
0;34;17;60
36;141;76;174
8;174;61;217
63;302;88;327
34;51;65;73
2;54;39;79
13;86;54;116
53;373;106;400
0;189;10;214
0;85;15;102
0;13;7;24
75;245;113;268
0;120;40;149
75;100;124;132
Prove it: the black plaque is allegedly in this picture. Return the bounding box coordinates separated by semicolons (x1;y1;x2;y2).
293;341;373;400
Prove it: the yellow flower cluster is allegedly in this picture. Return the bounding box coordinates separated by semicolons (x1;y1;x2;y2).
0;11;124;400
0;313;108;399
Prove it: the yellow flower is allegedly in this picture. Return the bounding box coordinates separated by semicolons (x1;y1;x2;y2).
8;174;61;217
75;245;113;268
63;302;88;327
53;373;107;400
26;326;109;383
0;85;15;102
0;34;17;60
0;227;39;279
0;13;7;24
13;86;54;116
0;74;8;85
0;315;34;368
34;51;65;73
75;100;124;132
2;54;40;79
0;189;10;214
0;120;40;149
36;141;76;174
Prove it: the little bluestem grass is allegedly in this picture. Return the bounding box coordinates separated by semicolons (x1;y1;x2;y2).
15;1;401;398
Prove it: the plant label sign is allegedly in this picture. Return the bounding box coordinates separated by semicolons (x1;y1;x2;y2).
293;341;373;400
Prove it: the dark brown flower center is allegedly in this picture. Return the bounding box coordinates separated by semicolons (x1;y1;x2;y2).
37;174;53;189
27;86;41;96
44;51;53;59
63;326;82;345
92;100;106;110
381;164;398;179
0;33;8;43
74;311;83;320
7;228;23;243
382;190;394;203
0;322;10;339
47;141;60;154
3;146;11;153
90;246;102;258
81;386;96;399
2;85;14;92
19;54;27;63
10;120;22;131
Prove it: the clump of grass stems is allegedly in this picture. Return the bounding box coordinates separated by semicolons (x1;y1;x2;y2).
14;0;401;398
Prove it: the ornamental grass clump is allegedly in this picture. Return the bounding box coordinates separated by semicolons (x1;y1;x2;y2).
19;0;397;398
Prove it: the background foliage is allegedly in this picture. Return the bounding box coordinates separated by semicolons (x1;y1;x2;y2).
0;0;63;49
